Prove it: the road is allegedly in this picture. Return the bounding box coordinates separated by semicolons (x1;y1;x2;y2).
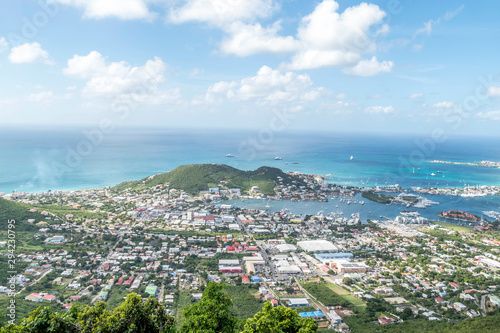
480;295;487;317
16;268;53;295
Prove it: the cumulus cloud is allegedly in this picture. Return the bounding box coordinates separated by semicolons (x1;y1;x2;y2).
343;56;393;76
169;0;393;76
221;22;298;56
477;110;500;121
287;1;388;71
365;105;395;114
199;65;326;105
64;51;179;104
168;0;277;26
487;86;500;97
8;42;53;64
48;0;154;20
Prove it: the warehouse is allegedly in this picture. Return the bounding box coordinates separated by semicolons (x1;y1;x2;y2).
297;240;338;252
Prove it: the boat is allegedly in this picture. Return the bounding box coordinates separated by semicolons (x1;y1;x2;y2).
350;156;354;160
431;173;436;176
274;156;282;160
225;153;235;157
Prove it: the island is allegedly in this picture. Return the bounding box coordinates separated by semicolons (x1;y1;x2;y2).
1;164;500;333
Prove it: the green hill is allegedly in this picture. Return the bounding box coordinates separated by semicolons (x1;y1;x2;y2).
0;197;43;232
112;164;303;195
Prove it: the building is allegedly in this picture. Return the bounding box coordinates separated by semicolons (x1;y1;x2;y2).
25;293;42;302
336;262;367;274
219;265;242;273
315;252;354;262
288;298;310;307
297;240;338;253
145;285;158;297
454;302;467;312
275;244;297;253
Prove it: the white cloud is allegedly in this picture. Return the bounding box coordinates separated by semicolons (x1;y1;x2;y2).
8;42;53;64
221;22;298;56
487;86;500;97
409;93;423;99
168;0;277;27
365;105;395;114
433;101;455;109
0;37;8;53
201;65;326;104
287;0;387;70
180;0;393;75
414;5;464;38
343;56;393;76
477;110;500;121
336;93;346;100
64;51;178;104
48;0;153;20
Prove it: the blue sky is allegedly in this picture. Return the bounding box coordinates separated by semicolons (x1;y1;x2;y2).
1;0;500;135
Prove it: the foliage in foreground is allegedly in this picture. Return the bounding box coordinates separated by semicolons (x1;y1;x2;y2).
0;283;316;333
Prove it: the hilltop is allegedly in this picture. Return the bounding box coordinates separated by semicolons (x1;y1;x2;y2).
112;164;304;195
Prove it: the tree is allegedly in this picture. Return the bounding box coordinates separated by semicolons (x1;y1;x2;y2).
242;302;317;333
400;307;413;321
107;294;175;333
180;282;237;333
343;277;353;286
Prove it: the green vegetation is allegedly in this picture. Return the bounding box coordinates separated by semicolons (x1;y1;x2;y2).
361;191;393;204
0;198;42;232
113;164;304;195
433;221;471;232
225;285;264;320
301;282;352;308
345;304;500;332
32;203;106;221
1;283;318;333
242;302;317;333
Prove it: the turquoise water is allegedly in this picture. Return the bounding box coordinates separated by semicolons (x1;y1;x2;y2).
1;127;500;196
223;194;500;223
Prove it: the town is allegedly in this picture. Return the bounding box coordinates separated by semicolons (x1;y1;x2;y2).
1;168;500;332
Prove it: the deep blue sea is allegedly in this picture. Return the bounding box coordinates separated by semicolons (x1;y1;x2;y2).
1;126;500;218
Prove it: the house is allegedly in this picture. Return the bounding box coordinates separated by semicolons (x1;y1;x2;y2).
145;286;158;298
25;293;42;302
42;295;56;302
378;317;396;325
434;297;445;304
453;302;467;312
270;299;279;307
192;293;203;300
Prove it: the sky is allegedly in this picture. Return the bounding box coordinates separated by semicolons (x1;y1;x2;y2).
1;0;500;135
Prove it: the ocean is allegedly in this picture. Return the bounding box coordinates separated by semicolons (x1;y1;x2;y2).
1;127;500;218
